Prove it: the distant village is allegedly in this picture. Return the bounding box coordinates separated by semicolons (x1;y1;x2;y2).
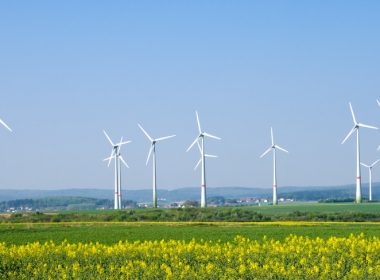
1;196;296;213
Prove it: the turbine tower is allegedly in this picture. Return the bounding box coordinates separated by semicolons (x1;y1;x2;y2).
260;127;288;205
187;111;221;208
342;102;378;203
138;123;175;208
0;118;12;132
360;159;380;201
103;130;131;209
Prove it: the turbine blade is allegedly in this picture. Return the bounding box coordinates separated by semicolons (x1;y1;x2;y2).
260;147;272;158
0;118;12;132
358;123;378;130
109;149;116;166
196;111;202;134
197;141;202;154
116;136;128;147
103;156;114;162
360;162;370;168
271;127;274;146
155;135;176;142
371;159;380;168
103;130;115;146
146;144;154;165
186;137;199;152
203;132;221;140
349;102;357;124
341;127;356;144
378;145;380;152
138;124;153;142
120;156;129;168
205;154;218;158
116;140;132;146
377;99;380;107
275;145;289;153
104;151;115;167
194;158;202;170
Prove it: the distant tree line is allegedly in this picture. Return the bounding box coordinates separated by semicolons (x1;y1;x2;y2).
0;197;137;211
2;206;380;223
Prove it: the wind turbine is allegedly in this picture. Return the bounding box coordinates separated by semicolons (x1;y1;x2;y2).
360;159;380;201
187;111;221;208
0;118;12;132
103;130;131;209
138;123;176;208
342;102;378;203
260;127;288;205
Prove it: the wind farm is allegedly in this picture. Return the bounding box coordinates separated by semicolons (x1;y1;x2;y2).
2;1;380;279
92;101;380;209
2;100;380;209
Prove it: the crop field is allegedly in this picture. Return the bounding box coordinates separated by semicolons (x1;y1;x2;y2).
1;221;380;244
2;206;380;279
1;223;380;279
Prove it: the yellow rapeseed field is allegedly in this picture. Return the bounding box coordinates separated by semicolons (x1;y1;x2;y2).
1;234;380;279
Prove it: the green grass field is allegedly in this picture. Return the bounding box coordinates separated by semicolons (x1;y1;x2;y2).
1;203;380;245
2;202;380;223
1;222;380;245
248;202;380;213
56;202;380;215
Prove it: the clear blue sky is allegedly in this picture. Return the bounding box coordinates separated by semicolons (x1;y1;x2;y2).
1;1;380;190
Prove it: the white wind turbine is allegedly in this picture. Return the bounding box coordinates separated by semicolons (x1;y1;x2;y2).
260;127;288;205
360;159;380;201
342;102;378;203
103;130;131;209
138;124;176;208
187;111;221;208
0;118;12;132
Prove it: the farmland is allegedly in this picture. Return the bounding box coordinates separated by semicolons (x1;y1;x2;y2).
2;203;380;278
1;221;380;245
1;228;380;279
